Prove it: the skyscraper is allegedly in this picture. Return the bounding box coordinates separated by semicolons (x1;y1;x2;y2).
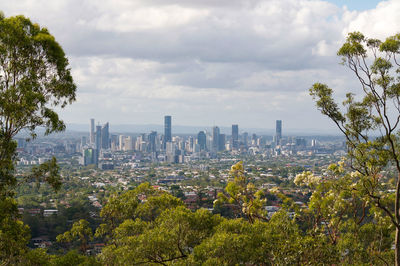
212;126;220;152
90;118;95;144
119;135;125;151
219;134;226;151
95;125;101;165
275;120;282;145
197;131;206;151
148;131;157;152
101;122;109;149
243;132;248;147
164;115;172;149
232;124;239;149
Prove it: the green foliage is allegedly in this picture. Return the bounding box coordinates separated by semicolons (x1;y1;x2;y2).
57;219;93;254
50;250;100;266
0;14;76;263
214;161;267;223
100;206;223;265
0;197;30;264
295;161;394;264
96;183;184;238
311;31;400;265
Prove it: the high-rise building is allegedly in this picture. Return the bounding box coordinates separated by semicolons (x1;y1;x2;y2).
197;131;206;151
275;120;282;145
90;119;95;144
95;125;101;150
94;125;102;164
110;134;118;151
81;147;96;166
81;136;87;150
218;134;226;151
242;132;248;147
119;135;125;151
166;142;177;163
164;115;172;149
232;124;239;149
148;131;157;152
124;136;133;151
101;122;110;149
212;126;220;152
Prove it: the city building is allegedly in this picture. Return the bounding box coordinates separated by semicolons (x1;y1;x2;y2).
276;120;282;145
218;134;226;151
90;118;95;144
197;131;207;151
101;122;109;149
212;126;220;152
164;115;172;149
95;125;101;164
232;124;239;150
148;131;157;152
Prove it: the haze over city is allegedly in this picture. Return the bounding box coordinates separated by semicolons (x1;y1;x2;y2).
2;0;399;131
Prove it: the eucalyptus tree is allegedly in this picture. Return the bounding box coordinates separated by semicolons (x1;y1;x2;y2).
310;32;400;265
0;13;76;263
214;161;268;223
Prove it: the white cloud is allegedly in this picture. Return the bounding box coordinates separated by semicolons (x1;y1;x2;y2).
344;0;400;39
1;0;399;131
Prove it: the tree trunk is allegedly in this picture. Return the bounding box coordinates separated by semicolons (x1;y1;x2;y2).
396;172;400;266
396;227;400;266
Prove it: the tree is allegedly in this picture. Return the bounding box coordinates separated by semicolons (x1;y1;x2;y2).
310;31;400;265
96;183;184;238
99;206;223;265
0;13;76;262
295;165;393;264
214;161;268;223
57;219;93;254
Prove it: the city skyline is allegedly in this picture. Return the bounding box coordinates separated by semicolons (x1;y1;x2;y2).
79;115;328;166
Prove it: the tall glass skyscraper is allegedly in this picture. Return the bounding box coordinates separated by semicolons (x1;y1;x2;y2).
101;122;109;149
232;124;239;149
212;126;220;152
164;115;172;149
90;118;95;144
275;120;282;145
197;131;206;151
148;131;157;152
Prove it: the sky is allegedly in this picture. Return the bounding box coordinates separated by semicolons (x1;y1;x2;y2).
1;0;399;133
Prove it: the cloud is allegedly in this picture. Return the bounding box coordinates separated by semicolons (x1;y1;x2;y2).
345;0;400;39
1;0;399;131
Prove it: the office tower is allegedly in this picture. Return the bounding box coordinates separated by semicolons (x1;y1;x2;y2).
296;138;306;147
110;134;118;151
275;120;282;145
242;132;248;147
188;136;194;152
166;142;177;163
164;115;172;149
311;139;317;147
219;134;226;151
81;147;95;166
95;125;101;151
90;119;95;144
232;124;239;149
212;126;220;152
95;125;101;164
148;131;157;152
101;122;110;149
124;136;133;151
81;136;87;148
252;133;257;146
119;135;125;151
197;131;207;151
